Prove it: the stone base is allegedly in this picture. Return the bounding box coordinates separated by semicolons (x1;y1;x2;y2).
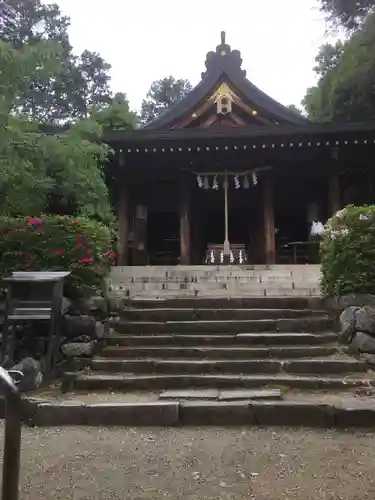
11;399;375;428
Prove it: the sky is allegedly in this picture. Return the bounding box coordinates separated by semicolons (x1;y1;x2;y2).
54;0;338;112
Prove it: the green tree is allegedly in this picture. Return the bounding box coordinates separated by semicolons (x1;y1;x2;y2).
320;0;375;30
0;38;113;222
91;92;138;130
0;0;113;122
312;41;346;77
301;26;375;122
286;104;303;116
140;76;192;125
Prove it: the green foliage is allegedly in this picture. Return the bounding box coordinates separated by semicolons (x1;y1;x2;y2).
0;38;61;117
0;0;112;122
0;113;114;222
319;0;375;30
0;37;114;222
321;205;375;296
91;93;138;130
303;16;375;121
286;104;303;116
140;76;192;125
0;215;114;296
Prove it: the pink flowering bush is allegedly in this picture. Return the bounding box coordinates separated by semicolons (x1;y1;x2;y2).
321;205;375;296
0;216;114;296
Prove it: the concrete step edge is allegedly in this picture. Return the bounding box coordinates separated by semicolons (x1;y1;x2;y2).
115;317;329;325
15;399;375;427
101;346;339;357
69;373;373;391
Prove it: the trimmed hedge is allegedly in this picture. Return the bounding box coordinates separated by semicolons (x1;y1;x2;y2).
0;216;115;296
321;205;375;296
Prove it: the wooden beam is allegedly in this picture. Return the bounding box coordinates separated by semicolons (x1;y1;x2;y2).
263;175;276;264
180;179;191;265
329;173;341;215
117;184;129;266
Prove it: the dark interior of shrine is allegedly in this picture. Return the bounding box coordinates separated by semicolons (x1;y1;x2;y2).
142;172;329;265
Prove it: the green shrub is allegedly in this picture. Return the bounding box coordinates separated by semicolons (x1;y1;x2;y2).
0;216;115;297
321;205;375;296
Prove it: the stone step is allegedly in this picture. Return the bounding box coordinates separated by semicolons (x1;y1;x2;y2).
114;317;332;334
91;358;367;375
107;332;338;346
101;345;339;359
23;399;375;427
117;289;321;299
110;286;321;295
111;280;320;288
117;297;325;310
158;388;283;401
120;308;327;322
110;265;321;280
72;373;371;391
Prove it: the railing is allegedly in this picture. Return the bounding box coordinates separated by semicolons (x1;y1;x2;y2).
0;367;24;500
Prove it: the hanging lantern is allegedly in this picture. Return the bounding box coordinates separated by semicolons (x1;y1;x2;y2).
252;172;258;186
243;175;250;189
203;175;210;189
212;175;219;190
234;175;240;189
197;175;203;188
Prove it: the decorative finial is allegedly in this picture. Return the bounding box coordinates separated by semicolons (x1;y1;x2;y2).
221;31;226;46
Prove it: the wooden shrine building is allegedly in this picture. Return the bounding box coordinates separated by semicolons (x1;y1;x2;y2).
105;32;375;267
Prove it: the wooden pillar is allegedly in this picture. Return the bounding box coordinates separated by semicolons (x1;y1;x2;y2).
263;175;276;265
133;205;148;265
329;173;341;215
180;179;191;265
117;184;129;266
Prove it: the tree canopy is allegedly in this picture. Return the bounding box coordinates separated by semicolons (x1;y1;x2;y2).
140;76;192;125
0;0;112;123
0;0;138;223
0;38;115;222
320;0;375;30
302;14;375;122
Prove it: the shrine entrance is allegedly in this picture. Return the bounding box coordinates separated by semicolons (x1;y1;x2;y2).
193;170;263;265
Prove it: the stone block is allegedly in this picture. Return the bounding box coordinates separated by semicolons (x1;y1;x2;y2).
350;331;375;354
252;401;334;427
159;390;219;400
218;389;282;401
31;403;87;426
355;306;375;335
334;402;375;427
180;401;254;425
85;402;179;426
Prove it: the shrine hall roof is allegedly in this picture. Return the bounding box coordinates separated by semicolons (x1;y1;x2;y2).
142;31;309;131
105;120;375;144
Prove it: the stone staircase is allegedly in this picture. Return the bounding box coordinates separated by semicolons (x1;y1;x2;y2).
108;265;322;300
72;297;372;394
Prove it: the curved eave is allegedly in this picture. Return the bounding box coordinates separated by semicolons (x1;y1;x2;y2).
104;121;375;144
142;57;309;131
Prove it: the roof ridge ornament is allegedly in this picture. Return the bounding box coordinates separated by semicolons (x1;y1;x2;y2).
221;30;226;46
202;31;246;79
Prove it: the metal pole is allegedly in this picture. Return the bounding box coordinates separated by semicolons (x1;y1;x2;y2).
223;171;230;255
0;367;22;500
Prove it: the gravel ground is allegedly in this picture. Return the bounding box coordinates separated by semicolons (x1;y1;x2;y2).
1;424;374;499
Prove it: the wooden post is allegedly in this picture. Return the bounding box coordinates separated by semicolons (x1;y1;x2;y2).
329;173;341;215
263;175;276;264
117;184;129;266
133;205;148;265
180;178;191;265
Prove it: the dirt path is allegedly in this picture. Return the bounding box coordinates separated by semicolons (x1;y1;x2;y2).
2;424;374;500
